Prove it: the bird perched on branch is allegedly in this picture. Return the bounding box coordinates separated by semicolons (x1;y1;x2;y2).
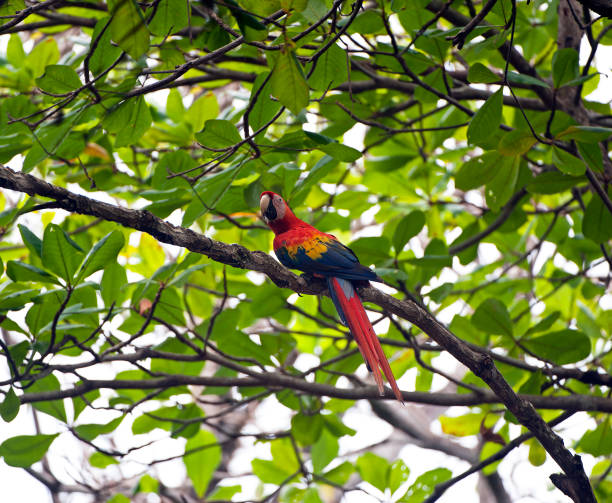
260;191;403;402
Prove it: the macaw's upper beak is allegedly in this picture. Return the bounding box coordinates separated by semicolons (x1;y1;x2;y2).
260;193;277;221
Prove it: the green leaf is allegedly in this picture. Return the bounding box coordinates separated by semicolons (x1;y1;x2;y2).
322;461;354;485
389;460;410;494
42;224;84;283
7;33;25;68
498;130;536;156
577;141;603;172
101;262;127;307
136;474;159;493
311;429;339;473
107;495;130;503
0;434;58;467
75;416;123;441
348;236;391;265
19;224;42;258
0;388;20;422
399;468;452;502
89;17;122;77
6;261;59;284
524;330;591;364
556;125;612;143
552;48;579;88
0;285;39;311
472;298;513;337
26;374;67;422
76;230;125;282
103;96;152;148
317;142;361;162
467;89;502;145
485;155;520;211
506;72;549;88
35;65;82;94
552;147;585;175
562;73;598;88
185;92;219;132
184;429;222;497
291;413;323;445
271;49;309;115
252;459;289;484
528;438;547;466
166;88;185;123
195;119;242;149
578;420;612;457
356;452;389;491
25;38;60;78
148;0;189;35
455;152;499;190
248;72;282;132
582;193;612;243
108;0;150;60
207;485;242;500
89;451;119;468
440;413;481;436
467;63;498;84
227;0;268;41
309;43;348;91
216;330;271;365
252;438;299;484
526;171;585;194
393;210;426;252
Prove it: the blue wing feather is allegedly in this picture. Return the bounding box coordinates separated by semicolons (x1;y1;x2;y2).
275;238;378;281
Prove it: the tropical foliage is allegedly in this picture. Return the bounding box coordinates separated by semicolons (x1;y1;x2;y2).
0;0;611;502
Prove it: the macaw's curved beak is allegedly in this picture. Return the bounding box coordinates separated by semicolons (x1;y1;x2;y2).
260;193;277;221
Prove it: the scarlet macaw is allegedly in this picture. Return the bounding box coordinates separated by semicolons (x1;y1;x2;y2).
260;191;403;402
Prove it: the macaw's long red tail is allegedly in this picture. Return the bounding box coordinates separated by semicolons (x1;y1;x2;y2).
327;277;403;403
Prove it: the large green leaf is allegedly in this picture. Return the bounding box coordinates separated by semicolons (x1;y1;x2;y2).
472;298;513;337
108;0;150;60
399;468;452;502
103;96;152;147
76;230;125;282
552;147;585;176
309;43;349;91
0;434;59;467
195;119;242;149
393;210;426;253
35;65;82;94
148;0;189;35
356;452;389;491
524;330;591;364
75;416;123;441
552;48;579;88
6;261;59;285
41;224;84;283
582;193;612;243
467;89;502;145
26;373;67;422
184;429;222;497
271;49;309;115
0;388;20;422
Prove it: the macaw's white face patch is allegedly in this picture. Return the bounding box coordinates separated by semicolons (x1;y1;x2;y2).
260;192;286;222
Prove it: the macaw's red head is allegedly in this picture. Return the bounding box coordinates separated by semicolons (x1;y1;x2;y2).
260;191;301;234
